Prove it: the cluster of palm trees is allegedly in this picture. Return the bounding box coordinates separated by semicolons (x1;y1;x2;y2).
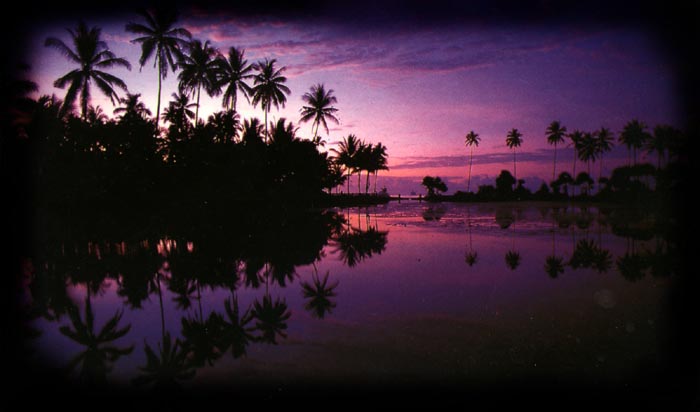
44;8;343;147
464;119;683;195
331;134;389;194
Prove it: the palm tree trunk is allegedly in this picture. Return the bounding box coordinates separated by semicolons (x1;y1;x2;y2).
468;146;473;193
572;156;577;197
264;109;268;144
553;142;557;181
347;170;351;194
157;272;166;342
156;56;162;132
599;155;604;182
195;85;201;125
513;149;517;188
357;171;361;194
365;170;370;194
374;171;378;194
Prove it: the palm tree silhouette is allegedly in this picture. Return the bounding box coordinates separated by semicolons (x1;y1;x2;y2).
546;121;567;180
647;125;679;170
619;119;650;166
544;219;564;278
505;128;523;187
505;250;521;270
251;294;291;345
370;142;389;193
207;110;240;144
113;92;152;121
216;46;253;113
45;21;131;119
220;295;256;358
132;332;195;389
161;91;196;132
180;312;223;368
299;83;340;145
594;127;614;181
301;269;339;319
126;7;191;130
240;117;264;147
464;208;478;266
332;134;361;194
59;296;133;383
178;39;221;124
567;130;584;196
578;132;598;191
464;130;480;193
251;58;291;143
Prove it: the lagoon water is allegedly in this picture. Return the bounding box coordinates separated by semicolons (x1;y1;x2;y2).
21;201;678;390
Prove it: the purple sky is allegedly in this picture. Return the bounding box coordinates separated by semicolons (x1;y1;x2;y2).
25;4;684;194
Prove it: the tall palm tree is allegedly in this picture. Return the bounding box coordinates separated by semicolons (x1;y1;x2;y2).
45;22;131;119
594;127;614;181
178;39;221;124
545;121;567;180
567;130;584;195
216;46;253;113
371;142;389;193
578;132;598;176
464;130;480;193
59;296;133;383
299;83;339;144
251;58;291;143
505;128;523;187
332;134;361;194
619;119;649;166
126;7;191;130
113;92;152;121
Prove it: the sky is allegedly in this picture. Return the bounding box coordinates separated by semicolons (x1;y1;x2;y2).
20;2;686;194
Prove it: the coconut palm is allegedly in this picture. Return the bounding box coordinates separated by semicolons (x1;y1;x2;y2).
207;110;240;143
240;117;264;146
594;127;614;181
251;58;291;142
59;296;133;383
567;130;584;195
113;92;152;121
578;132;598;177
177;39;221;124
370;142;389;193
647;125;678;170
464;130;480;193
300;270;339;319
331;134;362;194
126;7;191;130
45;22;131;119
85;105;108;126
161;91;196;134
268;117;299;146
619;119;650;166
546;121;567;180
216;46;254;113
505;128;523;186
299;83;339;145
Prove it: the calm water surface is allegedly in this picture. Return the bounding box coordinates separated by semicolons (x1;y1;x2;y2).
21;201;678;388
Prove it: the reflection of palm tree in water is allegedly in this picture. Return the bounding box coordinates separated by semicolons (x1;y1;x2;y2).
333;207;388;267
133;264;195;389
464;207;478;266
301;263;339;319
59;293;133;384
544;218;564;278
504;210;520;270
251;262;291;345
617;237;647;281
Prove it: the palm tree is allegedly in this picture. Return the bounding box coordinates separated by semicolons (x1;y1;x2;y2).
251;58;291;142
578;132;598;178
505;128;523;187
332;134;362;194
59;296;133;383
132;332;196;389
113;92;152;121
216;46;253;113
619;119;650;166
251;295;291;344
240;117;264;146
464;130;480;193
594;127;614;181
370;142;389;193
220;295;256;358
647;125;678;170
85;105;108;126
546;121;567;180
126;7;191;130
45;22;131;119
300;270;339;319
268;117;299;146
178;39;221;124
567;130;584;196
207;110;240;143
161;91;196;134
299;83;340;145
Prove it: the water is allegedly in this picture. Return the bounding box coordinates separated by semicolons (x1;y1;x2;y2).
19;201;680;389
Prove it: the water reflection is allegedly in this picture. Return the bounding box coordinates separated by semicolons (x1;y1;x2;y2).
19;203;682;388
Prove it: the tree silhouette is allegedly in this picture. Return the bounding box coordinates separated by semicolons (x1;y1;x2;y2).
370;142;389;193
207;110;240;144
251;295;291;344
332;134;361;193
505;250;521;270
59;296;133;383
220;295;256;358
114;92;152;121
216;46;253;113
178;39;221;124
505;128;523;187
546;121;567;180
299;83;339;145
422;176;448;197
251;58;291;142
619;119;650;166
132;332;196;389
567;130;584;195
45;22;131;119
301;270;339;319
647;125;680;170
465;130;480;193
180;313;223;368
595;127;614;181
126;7;191;130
